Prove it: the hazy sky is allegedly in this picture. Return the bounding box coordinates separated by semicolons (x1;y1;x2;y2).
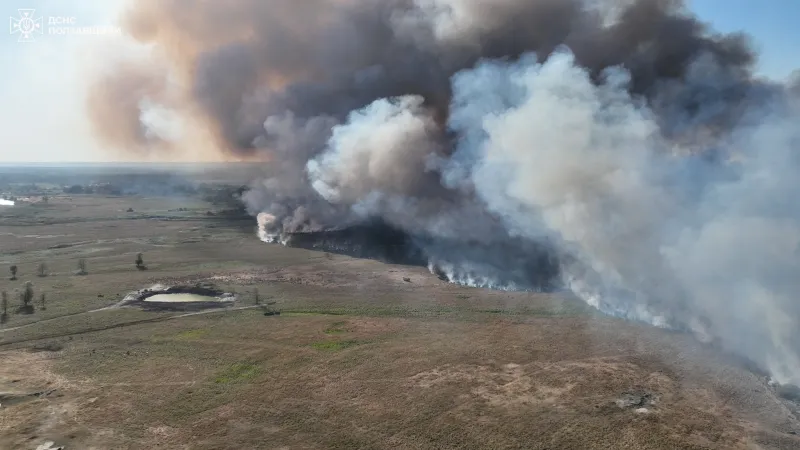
0;1;798;163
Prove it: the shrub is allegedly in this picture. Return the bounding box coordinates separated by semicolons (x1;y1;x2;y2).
1;291;8;324
135;253;147;270
22;282;33;306
16;283;35;315
76;258;88;276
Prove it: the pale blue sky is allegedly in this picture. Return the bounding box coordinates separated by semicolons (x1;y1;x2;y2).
0;1;797;162
689;0;800;80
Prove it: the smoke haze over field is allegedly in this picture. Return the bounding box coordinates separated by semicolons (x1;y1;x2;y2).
89;0;800;383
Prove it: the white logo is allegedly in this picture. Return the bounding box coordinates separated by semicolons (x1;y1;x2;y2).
9;8;42;42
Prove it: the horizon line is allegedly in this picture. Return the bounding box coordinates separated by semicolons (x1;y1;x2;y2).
0;161;259;165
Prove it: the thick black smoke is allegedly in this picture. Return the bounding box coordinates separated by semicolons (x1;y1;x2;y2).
90;0;800;383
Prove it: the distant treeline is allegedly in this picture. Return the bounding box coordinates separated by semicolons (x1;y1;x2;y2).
62;181;246;208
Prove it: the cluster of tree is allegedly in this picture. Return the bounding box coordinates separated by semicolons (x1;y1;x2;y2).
2;262;67;323
9;259;88;280
63;185;89;194
61;176;198;197
199;184;248;216
100;173;198;196
1;281;42;321
63;183;122;195
9;253;149;280
3;253;151;325
5;183;39;194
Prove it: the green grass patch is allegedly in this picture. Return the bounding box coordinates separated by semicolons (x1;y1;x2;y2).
214;362;261;384
175;329;209;340
282;309;349;317
311;340;360;351
323;321;348;334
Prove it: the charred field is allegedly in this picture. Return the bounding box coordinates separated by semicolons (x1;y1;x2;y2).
0;165;799;450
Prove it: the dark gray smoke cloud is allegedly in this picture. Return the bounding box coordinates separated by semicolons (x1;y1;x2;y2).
90;0;800;383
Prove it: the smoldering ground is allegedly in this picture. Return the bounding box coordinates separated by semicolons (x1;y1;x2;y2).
88;0;800;383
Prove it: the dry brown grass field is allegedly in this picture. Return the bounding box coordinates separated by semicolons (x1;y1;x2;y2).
1;185;799;449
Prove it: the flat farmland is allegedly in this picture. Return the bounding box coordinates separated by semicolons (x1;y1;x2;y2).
1;193;798;449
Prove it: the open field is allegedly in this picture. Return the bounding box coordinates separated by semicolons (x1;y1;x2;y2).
2;176;800;449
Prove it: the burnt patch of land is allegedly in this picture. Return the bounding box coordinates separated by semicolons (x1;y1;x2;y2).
283;220;563;291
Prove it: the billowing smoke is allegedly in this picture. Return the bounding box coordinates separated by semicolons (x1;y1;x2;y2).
89;0;800;383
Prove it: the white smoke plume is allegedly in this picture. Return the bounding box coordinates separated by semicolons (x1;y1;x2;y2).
263;48;800;384
308;96;443;206
440;50;800;383
89;0;800;383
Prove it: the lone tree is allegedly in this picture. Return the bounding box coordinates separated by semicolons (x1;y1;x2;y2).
9;265;17;280
135;253;147;270
22;282;34;307
77;258;88;276
1;291;8;324
17;282;35;314
37;262;48;277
